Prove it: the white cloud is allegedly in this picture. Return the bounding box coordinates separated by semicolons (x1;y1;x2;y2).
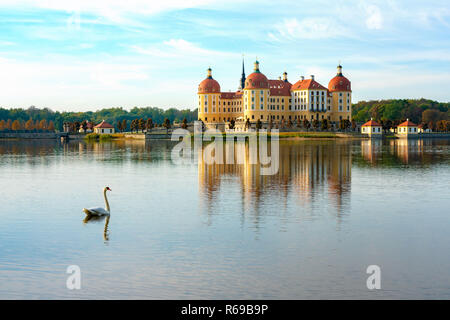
365;4;383;30
0;0;215;15
269;17;350;41
90;63;149;87
131;39;239;60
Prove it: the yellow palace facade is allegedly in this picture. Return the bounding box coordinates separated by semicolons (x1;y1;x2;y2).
198;60;352;125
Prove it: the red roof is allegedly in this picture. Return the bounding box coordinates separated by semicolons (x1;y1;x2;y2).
268;79;292;96
398;120;417;127
220;92;240;99
362;119;381;127
328;75;351;92
245;72;269;89
94;120;114;129
291;78;327;91
198;78;220;93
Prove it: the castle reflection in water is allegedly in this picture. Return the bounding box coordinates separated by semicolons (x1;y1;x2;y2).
197;140;353;221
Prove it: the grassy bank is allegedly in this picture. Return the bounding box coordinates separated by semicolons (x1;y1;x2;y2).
199;131;342;139
84;133;125;141
276;132;338;138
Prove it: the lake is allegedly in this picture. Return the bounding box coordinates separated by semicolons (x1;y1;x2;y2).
0;138;449;299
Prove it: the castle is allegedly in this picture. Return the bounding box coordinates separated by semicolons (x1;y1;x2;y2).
197;60;352;126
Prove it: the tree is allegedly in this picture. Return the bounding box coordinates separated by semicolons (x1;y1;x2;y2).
39;119;48;131
81;120;88;132
303;119;310;131
12;119;21;131
296;118;301;128
122;119;127;132
268;118;273;130
229;119;235;130
138;118;145;132
130;119;137;133
245;118;250;131
287;119;293;129
321;119;329;131
256;119;262;131
312;119;319;131
0;119;6;131
351;119;357;131
163;118;171;134
422;109;444;124
116;120;122;132
25;119;34;131
181;117;187;129
73;121;80;132
428;121;436;132
48;121;55;132
146;118;153;132
339;119;350;131
436;120;448;132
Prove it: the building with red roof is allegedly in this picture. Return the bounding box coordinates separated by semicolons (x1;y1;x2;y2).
94;120;115;134
361;118;382;137
197;60;353;126
397;119;418;137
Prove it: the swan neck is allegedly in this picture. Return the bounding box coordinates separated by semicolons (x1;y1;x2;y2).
104;189;110;212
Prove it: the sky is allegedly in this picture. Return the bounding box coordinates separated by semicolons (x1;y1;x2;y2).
0;0;449;111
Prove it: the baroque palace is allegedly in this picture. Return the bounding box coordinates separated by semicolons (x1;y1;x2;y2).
197;60;352;126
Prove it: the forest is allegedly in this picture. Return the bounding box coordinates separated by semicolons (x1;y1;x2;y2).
0;106;197;131
351;98;449;124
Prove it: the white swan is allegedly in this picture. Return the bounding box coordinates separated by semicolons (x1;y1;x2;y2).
83;187;111;216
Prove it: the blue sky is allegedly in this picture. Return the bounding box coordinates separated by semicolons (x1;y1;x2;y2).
0;0;449;111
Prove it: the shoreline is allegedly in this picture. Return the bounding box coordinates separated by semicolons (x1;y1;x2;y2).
1;131;450;141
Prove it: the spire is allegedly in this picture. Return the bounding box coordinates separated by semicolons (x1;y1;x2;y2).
239;55;246;90
283;71;288;82
337;64;343;76
254;59;260;73
207;67;212;79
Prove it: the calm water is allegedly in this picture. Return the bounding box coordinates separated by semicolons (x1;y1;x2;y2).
0;138;449;299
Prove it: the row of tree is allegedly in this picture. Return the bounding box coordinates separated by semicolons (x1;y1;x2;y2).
63;117;190;133
0;106;197;132
242;118;355;131
352;99;449;124
0;119;55;132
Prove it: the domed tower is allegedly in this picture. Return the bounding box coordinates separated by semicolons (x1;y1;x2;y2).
198;67;221;123
328;64;352;122
243;60;270;122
